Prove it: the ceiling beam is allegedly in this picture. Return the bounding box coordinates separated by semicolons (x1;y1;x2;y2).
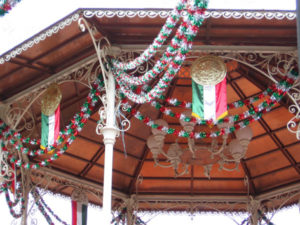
245;140;300;161
227;72;258;195
128;145;149;194
0;32;87;84
228;72;300;176
9;59;54;74
240;159;257;195
86;17;112;40
78;134;141;161
78;146;105;177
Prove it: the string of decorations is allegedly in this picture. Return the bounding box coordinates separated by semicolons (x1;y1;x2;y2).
111;207;146;225
112;0;209;103
122;71;297;139
258;209;274;225
149;75;294;125
112;0;207;87
32;188;69;225
111;0;189;71
1;77;103;150
31;188;55;225
119;76;289;127
0;77;104;170
3;183;26;218
0;0;21;16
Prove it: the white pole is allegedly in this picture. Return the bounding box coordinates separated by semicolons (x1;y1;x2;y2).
102;72;118;225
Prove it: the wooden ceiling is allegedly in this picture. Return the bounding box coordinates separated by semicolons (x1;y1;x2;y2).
0;9;299;212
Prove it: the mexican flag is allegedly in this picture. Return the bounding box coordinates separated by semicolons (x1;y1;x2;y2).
72;200;88;225
192;77;227;122
40;105;60;150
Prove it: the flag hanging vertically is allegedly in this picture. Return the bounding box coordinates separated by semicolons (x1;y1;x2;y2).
192;77;227;121
40;84;62;150
190;55;228;122
72;200;88;225
40;106;60;149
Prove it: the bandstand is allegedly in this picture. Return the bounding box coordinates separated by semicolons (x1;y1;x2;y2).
0;1;300;225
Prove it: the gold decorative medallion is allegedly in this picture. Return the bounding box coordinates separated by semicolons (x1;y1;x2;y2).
190;55;227;85
41;84;62;116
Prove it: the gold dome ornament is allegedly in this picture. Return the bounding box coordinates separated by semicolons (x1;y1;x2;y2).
190;55;227;85
41;83;62;116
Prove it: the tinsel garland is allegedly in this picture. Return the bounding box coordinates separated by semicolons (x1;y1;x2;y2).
111;0;188;71
122;71;297;139
3;184;25;218
119;72;295;129
31;188;54;225
0;0;21;16
0;77;104;169
112;0;207;86
0;76;103;153
258;210;274;225
148;75;294;125
32;188;69;225
111;207;146;225
113;0;208;103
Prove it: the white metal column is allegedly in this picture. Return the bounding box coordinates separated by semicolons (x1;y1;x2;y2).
101;73;118;225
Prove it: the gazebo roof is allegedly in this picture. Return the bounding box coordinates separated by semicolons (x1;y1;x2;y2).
0;8;299;212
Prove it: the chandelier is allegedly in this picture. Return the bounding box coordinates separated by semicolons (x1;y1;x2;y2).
146;110;253;178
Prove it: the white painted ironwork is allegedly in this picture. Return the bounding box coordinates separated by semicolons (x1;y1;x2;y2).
0;13;80;65
83;9;296;20
0;140;14;184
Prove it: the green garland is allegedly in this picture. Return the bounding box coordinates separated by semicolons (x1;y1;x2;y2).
0;0;21;16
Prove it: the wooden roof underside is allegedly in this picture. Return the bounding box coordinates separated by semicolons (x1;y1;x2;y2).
0;9;299;212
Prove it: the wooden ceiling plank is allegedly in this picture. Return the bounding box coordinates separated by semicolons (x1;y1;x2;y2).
52;44;95;73
78;134;141;161
240;159;257;195
63;151;133;178
128;145;149;194
227;73;258;195
0;32;86;83
245;140;300;162
32;32;87;62
238;65;290;108
16;55;52;69
252;164;298;180
257;117;300;175
9;59;53;74
228;72;300;176
86;17;113;40
78;146;105;177
257;179;300;195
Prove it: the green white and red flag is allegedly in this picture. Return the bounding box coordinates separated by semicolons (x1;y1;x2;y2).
192;77;228;122
72;200;88;225
40;105;60;150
